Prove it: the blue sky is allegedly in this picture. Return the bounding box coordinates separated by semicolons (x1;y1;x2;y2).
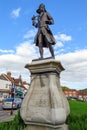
0;0;87;90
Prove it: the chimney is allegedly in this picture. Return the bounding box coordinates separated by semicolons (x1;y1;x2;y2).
7;71;11;77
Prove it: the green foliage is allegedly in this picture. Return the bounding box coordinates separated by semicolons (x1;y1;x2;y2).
0;110;26;130
0;101;87;130
66;100;87;130
61;86;70;91
68;100;87;115
67;114;87;130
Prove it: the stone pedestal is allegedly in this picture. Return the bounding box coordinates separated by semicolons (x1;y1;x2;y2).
20;58;70;130
24;124;69;130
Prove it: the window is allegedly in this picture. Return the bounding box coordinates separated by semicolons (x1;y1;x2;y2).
5;84;8;88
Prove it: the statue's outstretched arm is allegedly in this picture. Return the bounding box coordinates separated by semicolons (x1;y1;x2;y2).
32;15;38;28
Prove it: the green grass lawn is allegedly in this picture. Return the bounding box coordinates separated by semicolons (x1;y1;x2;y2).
68;100;87;115
67;100;87;130
0;100;87;130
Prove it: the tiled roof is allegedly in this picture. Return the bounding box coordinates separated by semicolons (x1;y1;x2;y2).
0;72;29;89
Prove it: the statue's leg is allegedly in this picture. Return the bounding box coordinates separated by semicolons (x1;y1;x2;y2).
38;33;43;59
48;43;55;58
44;35;55;58
39;46;43;59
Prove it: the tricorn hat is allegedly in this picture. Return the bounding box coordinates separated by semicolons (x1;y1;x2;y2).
36;3;46;14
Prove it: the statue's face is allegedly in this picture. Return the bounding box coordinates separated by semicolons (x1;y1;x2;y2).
39;5;45;12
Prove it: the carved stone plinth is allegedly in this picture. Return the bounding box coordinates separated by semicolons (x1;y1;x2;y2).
24;124;69;130
20;58;70;130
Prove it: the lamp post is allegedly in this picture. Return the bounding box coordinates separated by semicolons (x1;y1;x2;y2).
10;83;15;115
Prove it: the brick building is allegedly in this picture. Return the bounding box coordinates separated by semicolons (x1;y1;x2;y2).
64;89;87;101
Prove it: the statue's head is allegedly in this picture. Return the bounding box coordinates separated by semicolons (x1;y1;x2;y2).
36;3;46;14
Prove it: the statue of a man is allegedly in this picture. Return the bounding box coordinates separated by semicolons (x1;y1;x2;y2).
32;4;56;59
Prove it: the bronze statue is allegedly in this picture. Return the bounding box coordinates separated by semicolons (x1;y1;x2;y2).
32;4;56;59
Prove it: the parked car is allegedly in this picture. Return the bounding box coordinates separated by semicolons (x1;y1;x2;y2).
2;97;22;110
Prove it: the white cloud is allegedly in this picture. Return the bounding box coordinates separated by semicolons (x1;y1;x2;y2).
59;34;72;41
54;33;72;48
56;49;87;64
0;45;87;90
11;8;21;18
55;33;72;42
0;30;87;90
56;49;87;89
0;39;39;82
0;49;14;53
24;29;37;39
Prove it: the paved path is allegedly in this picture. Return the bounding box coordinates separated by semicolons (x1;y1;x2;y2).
0;110;17;122
0;103;18;122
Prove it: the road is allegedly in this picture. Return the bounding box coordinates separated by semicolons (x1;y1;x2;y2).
0;103;17;122
0;103;2;110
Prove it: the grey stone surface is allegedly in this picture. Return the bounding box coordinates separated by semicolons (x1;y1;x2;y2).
20;58;70;129
24;124;68;130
